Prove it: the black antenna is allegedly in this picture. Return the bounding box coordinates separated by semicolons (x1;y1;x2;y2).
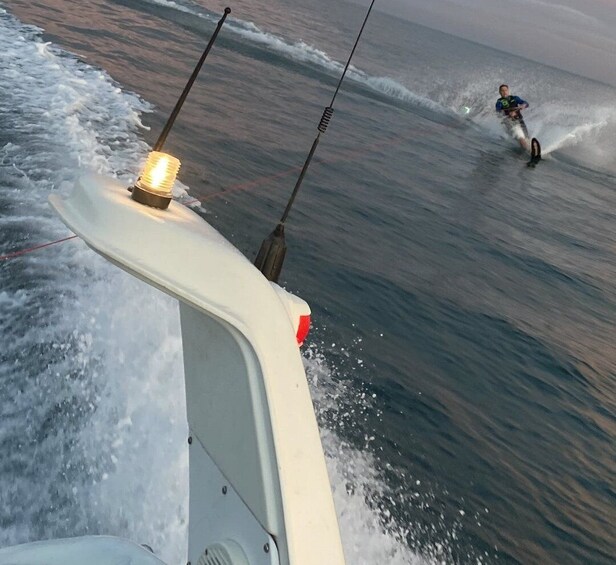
254;0;377;282
154;7;231;151
131;7;230;209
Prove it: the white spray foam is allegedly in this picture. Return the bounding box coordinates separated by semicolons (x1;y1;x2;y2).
0;9;186;556
303;344;470;565
73;271;188;563
0;9;192;248
0;18;149;184
140;0;195;15
528;103;616;166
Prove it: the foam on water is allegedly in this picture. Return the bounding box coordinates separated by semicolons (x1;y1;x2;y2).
303;345;480;565
136;0;443;112
145;0;194;15
0;5;185;559
0;9;188;559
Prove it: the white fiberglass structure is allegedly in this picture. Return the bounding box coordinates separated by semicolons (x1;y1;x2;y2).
0;174;345;565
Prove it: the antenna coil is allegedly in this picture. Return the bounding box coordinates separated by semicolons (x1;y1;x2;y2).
317;106;334;133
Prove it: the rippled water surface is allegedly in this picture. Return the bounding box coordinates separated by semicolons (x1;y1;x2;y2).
1;0;615;563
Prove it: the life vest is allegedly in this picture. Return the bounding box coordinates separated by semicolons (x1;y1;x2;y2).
498;95;522;117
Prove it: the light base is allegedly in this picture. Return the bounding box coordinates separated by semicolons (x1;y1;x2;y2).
131;184;171;210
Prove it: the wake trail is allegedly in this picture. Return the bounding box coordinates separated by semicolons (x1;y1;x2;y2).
134;0;451;116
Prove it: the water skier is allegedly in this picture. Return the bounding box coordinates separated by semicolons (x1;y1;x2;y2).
496;84;530;150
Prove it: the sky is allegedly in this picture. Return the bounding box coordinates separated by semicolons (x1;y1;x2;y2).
366;0;616;87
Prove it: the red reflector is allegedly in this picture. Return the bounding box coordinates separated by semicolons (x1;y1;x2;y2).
296;314;311;346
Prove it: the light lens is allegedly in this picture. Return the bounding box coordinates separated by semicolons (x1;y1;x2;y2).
136;151;181;197
296;314;311;346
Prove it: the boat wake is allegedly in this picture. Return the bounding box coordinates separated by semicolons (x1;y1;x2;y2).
118;0;447;115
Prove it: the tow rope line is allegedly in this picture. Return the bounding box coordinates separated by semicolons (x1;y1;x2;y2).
0;235;78;261
0;127;421;262
182;130;412;207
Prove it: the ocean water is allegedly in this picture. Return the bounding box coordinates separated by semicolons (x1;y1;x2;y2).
1;0;615;564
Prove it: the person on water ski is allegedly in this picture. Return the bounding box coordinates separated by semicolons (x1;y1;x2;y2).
496;84;529;149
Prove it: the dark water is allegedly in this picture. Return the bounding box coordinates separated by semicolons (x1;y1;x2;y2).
1;0;615;563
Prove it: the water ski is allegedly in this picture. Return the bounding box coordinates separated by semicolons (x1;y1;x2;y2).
527;137;541;167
